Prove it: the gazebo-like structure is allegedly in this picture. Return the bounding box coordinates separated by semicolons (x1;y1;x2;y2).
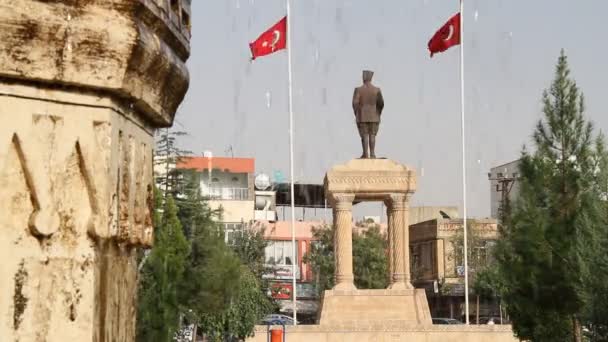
318;158;432;326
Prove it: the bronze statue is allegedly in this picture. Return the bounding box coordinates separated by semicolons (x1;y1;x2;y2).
352;70;384;159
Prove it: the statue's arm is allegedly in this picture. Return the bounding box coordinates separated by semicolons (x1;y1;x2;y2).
377;88;384;114
352;88;360;115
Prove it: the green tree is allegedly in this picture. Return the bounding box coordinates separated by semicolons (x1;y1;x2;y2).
495;51;605;342
154;129;192;198
175;172;272;341
137;195;190;342
198;266;274;341
581;137;608;341
231;225;272;283
304;225;335;292
353;225;389;289
305;224;389;292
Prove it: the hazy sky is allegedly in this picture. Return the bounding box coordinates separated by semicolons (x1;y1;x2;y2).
177;0;608;219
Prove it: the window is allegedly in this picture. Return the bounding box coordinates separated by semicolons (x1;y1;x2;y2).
223;222;243;245
211;177;219;183
497;172;504;178
231;176;239;183
265;241;298;266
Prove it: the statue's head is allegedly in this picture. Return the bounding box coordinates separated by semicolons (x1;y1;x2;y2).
362;70;374;83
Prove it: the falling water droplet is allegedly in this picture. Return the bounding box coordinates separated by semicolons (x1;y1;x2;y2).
474;10;479;22
265;91;272;109
321;88;328;105
335;7;343;26
235;0;241;10
245;61;252;76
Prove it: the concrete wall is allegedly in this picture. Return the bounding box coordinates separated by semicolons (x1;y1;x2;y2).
209;200;255;223
489;160;520;219
410;206;459;225
247;325;519;342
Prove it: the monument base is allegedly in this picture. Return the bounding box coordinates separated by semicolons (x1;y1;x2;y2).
317;288;432;326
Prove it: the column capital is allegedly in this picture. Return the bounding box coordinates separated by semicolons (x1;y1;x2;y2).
330;193;355;211
385;193;410;210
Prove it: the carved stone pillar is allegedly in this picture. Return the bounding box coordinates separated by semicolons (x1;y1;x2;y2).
403;195;412;287
387;193;412;289
0;1;191;341
386;200;394;284
332;193;356;290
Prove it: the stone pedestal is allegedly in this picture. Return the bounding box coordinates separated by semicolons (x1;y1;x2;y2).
320;159;432;326
318;289;431;326
0;1;190;341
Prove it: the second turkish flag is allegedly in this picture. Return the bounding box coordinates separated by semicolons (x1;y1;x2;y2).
249;16;287;60
428;13;461;58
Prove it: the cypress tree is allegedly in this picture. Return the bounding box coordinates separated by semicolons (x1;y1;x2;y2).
496;51;603;342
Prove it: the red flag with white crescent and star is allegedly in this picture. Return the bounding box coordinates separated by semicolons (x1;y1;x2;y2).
428;13;460;57
249;16;287;60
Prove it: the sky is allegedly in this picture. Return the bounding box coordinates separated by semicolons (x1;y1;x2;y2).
176;0;608;219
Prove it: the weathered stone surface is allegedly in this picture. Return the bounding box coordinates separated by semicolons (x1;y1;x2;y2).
0;0;191;127
0;84;154;342
322;159;430;326
317;289;432;326
324;158;416;198
0;1;191;341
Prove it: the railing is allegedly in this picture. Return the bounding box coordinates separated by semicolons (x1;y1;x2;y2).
204;187;249;200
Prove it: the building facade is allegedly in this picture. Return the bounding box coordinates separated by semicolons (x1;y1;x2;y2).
177;156;256;240
489;160;520;219
409;218;500;321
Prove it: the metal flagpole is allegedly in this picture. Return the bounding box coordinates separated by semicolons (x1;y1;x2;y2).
459;0;470;325
286;0;298;325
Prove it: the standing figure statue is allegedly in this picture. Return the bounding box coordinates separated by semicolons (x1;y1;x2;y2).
352;70;384;159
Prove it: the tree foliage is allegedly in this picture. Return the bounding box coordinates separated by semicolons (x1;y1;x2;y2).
137;195;190;342
198;266;274;341
495;51;608;342
305;224;389;292
138;140;272;341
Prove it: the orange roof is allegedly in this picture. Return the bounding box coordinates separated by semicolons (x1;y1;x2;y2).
177;157;255;173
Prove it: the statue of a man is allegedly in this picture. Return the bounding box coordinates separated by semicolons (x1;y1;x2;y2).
352;70;384;159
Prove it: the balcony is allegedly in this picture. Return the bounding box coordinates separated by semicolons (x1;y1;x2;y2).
204;187;249;200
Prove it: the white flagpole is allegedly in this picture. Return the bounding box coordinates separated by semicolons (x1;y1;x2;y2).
286;0;298;325
459;0;470;325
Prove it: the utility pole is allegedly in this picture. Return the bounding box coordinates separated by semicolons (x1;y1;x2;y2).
488;173;517;220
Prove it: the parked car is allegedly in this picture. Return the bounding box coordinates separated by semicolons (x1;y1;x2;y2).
432;318;463;325
261;314;298;326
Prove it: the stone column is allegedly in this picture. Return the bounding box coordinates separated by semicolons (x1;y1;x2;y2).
385;199;394;284
403;194;413;287
0;1;191;341
388;193;413;289
331;193;356;290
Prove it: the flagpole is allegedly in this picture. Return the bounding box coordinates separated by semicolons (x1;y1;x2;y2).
286;0;298;325
459;0;470;325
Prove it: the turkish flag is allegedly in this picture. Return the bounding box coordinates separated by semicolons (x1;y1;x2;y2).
428;13;460;57
249;16;287;60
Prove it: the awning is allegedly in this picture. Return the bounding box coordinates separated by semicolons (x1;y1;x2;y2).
274;183;326;208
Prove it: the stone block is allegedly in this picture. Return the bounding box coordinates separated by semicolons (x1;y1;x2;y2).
317;289;432;326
